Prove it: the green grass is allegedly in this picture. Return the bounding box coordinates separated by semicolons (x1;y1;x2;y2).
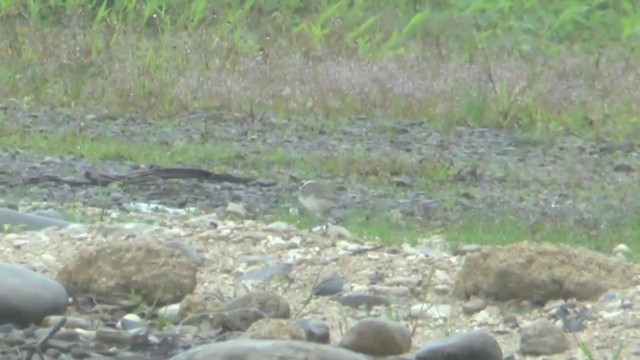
445;210;640;262
0;0;639;141
1;0;639;266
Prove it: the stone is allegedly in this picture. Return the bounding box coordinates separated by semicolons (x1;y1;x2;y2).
295;318;330;344
224;308;268;331
56;239;198;306
179;293;224;316
453;242;639;302
241;318;306;340
519;319;569;356
462;298;487;315
415;329;502;360
334;294;390;310
0;207;70;232
421;304;452;321
313;273;348;296
169;339;370;360
224;292;291;319
338;318;412;356
0;262;68;327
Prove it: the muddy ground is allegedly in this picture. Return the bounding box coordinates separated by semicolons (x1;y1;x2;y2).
0;105;638;240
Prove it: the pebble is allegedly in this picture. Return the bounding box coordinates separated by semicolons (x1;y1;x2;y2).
433;284;452;295
223;292;291;319
415;329;502;360
335;294;391;310
224;307;269;332
0;261;68;327
295;318;330;344
417;304;452;321
462;298;487;315
338;318;412;356
157;303;181;320
519;319;569;356
313;273;348;296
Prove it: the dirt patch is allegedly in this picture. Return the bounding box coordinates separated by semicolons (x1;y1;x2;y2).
453;242;640;302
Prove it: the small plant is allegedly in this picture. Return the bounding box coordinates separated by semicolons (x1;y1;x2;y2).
576;336;625;360
2;223;27;234
97;181;123;222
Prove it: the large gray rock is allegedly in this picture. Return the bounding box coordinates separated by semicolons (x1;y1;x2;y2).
0;208;70;232
169;339;370;360
0;262;68;327
415;329;502;360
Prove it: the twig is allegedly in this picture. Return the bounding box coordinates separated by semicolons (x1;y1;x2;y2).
293;264;327;319
20;316;67;360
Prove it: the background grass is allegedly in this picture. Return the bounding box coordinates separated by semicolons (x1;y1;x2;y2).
1;0;639;139
1;0;639;259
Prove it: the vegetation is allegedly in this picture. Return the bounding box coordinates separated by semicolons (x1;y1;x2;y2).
0;0;639;260
1;0;639;139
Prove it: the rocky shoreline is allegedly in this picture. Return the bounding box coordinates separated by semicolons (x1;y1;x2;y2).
0;206;638;359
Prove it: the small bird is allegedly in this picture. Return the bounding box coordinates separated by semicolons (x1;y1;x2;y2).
298;180;338;219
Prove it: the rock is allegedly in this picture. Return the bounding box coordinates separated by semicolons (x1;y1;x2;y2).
96;328;139;346
433;284;452;295
242;318;306;340
334;294;390;310
295;318;330;344
56;239;198;306
117;313;147;331
224;308;268;331
411;304;452;320
223;292;290;319
179;293;224;316
453;242;639;302
225;202;248;218
0;207;70;232
462;298;487;315
0;262;68;327
415;329;502;360
519;319;569;356
338;318;412;356
170;339;370;360
313;273;348;296
157;303;181;320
